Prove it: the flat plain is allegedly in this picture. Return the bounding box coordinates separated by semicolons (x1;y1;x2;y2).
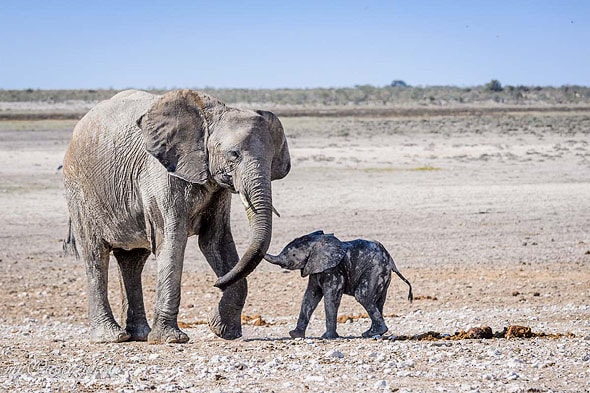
0;101;589;392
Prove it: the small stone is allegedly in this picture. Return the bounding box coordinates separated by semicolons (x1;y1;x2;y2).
400;360;415;369
148;353;160;360
506;371;519;381
431;341;452;347
325;350;344;359
373;380;388;389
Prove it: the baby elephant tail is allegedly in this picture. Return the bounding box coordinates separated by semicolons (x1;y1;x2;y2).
379;243;413;302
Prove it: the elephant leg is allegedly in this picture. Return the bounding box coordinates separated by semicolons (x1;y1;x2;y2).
207;277;247;340
83;242;130;343
356;274;390;338
114;248;151;341
291;277;323;338
321;274;344;339
148;238;189;344
199;206;246;340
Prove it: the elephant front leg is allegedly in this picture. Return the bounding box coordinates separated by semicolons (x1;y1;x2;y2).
291;278;323;339
199;210;246;340
208;278;247;340
84;246;131;343
114;248;151;341
321;274;344;339
148;239;189;344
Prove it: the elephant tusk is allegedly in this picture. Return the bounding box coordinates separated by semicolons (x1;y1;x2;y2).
239;191;257;214
239;191;280;217
271;205;281;218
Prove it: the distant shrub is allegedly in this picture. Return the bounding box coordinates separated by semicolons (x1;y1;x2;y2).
390;80;408;87
485;79;503;92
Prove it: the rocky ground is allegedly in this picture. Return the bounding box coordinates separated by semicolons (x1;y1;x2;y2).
0;107;589;392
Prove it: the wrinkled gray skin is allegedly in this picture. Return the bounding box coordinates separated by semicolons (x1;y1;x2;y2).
63;89;290;344
265;231;412;339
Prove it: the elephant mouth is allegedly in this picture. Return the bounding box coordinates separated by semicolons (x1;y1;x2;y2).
239;191;281;218
212;170;237;192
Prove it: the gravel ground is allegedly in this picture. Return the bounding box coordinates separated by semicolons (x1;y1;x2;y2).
0;108;589;392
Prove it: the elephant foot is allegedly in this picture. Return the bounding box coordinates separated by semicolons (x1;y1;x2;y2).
208;310;242;340
125;322;151;341
289;329;305;339
148;324;189;344
362;326;388;338
89;322;131;343
321;331;340;340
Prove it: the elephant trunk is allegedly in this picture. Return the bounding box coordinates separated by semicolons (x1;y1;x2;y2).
214;171;272;290
263;253;283;266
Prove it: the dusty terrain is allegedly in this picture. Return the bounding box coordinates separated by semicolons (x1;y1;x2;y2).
0;106;589;392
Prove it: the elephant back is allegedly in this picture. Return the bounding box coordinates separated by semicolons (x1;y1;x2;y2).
76;90;159;139
65;91;159;173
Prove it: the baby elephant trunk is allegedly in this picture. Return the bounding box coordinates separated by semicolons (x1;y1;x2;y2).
263;253;285;268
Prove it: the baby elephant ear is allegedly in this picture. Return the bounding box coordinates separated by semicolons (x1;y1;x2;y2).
137;90;209;184
303;234;345;277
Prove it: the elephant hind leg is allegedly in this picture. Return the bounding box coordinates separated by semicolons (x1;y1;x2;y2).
114;248;151;341
355;273;390;338
83;242;130;343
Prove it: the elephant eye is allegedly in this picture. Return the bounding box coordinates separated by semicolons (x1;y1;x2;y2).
226;150;241;162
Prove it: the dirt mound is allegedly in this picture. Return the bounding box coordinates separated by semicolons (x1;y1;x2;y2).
388;325;575;341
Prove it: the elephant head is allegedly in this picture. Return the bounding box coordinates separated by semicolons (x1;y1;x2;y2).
265;230;346;277
138;90;290;290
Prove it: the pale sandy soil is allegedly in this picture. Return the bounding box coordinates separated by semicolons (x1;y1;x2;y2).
0;109;589;392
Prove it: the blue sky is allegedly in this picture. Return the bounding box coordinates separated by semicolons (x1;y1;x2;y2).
1;1;589;89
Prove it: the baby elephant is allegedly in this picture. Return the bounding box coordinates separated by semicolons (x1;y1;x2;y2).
265;230;413;339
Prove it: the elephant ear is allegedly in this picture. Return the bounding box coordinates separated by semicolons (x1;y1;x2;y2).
256;110;291;180
302;234;345;277
137;90;210;184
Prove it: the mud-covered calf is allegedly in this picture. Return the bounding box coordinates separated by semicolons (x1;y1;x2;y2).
265;230;413;339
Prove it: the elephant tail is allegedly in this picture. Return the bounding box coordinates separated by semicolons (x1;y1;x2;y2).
63;217;79;258
379;243;413;303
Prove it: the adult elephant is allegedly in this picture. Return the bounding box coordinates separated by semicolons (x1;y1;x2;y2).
63;89;290;343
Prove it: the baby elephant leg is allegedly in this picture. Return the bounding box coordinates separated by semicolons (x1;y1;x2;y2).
290;277;323;338
321;273;344;339
355;271;391;338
